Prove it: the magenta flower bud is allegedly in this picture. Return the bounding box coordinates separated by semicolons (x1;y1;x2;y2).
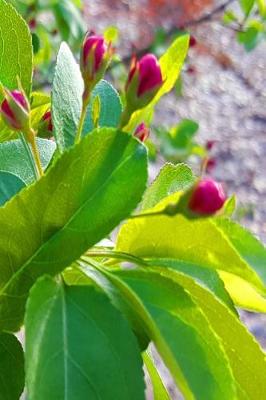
189;178;226;215
42;111;53;132
0;89;30;131
38;110;53;138
80;33;113;92
126;53;163;98
134;122;150;142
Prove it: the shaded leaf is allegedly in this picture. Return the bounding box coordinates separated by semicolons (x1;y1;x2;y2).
25;276;145;400
0;332;24;400
0;171;26;206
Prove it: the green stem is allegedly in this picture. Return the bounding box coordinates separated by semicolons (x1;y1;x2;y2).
75;93;90;144
19;132;38;181
119;107;131;130
27;128;43;178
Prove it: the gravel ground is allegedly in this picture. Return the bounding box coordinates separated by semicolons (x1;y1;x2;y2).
83;1;266;398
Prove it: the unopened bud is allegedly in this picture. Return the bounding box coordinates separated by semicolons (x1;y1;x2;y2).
38;110;53;138
125;53;163;111
0;89;30;131
189;178;226;215
134;122;150;142
80;33;113;92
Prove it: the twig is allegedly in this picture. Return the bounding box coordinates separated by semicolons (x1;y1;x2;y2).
121;0;237;64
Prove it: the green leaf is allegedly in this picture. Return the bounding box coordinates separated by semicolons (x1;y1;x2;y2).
113;269;236;400
82;80;122;136
52;0;85;48
142;163;194;210
0;128;147;331
116;197;266;296
143;352;171;400
149;263;266;399
0;332;24;400
0;0;33;100
170;119;199;148
240;0;255;16
256;0;266;16
146;258;236;312
25;276;145;400
52;42;83;151
0;138;56;185
214;218;266;311
0;171;26;206
125;35;189;131
237;26;260;51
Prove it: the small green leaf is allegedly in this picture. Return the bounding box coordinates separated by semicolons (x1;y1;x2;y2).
52;0;85;47
25;276;145;400
82;80;122;136
0;138;56;185
240;0;255;16
52;42;83;150
0;128;147;331
143;352;171;400
0;332;24;400
0;171;26;206
0;0;33;100
125;35;189;131
91;95;101;128
142;163;194;210
104;26;119;44
170;119;199;148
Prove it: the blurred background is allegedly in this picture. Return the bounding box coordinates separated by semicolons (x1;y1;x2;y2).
11;1;266;398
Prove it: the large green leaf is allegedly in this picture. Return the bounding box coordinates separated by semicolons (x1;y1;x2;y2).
0;138;56;185
111;270;236;400
0;128;147;331
0;332;24;400
147;262;266;399
0;0;33;100
142;163;194;210
116;197;266;297
125;35;189;131
25;276;145;400
52;42;83;151
82;80;122;135
0;171;26;206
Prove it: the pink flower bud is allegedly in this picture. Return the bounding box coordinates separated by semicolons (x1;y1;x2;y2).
0;89;29;131
189;178;226;215
80;33;113;91
126;53;163;98
206;140;216;151
189;35;197;48
134;122;150;142
38;110;53;138
206;158;217;173
42;111;53;132
28;18;36;31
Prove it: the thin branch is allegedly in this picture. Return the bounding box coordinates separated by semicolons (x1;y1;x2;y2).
121;0;237;64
